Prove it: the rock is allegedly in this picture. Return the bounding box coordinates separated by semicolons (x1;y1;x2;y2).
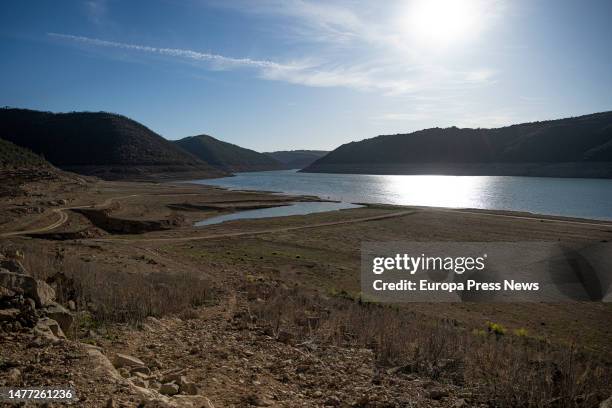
67;300;76;311
133;371;150;380
151;358;163;369
180;378;198;395
131;366;151;376
113;353;146;369
7;368;21;385
0;259;27;275
44;303;73;334
454;399;468;407
106;398;116;408
35;317;66;340
601;396;612;408
159;383;180;396
132;377;149;388
0;308;20;321
162;370;186;384
428;389;449;400
0;271;55;307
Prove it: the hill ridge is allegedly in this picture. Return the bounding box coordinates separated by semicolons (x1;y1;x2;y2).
302;111;612;178
174;134;284;172
0;108;226;180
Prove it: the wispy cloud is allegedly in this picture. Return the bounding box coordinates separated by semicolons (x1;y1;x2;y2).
48;33;292;70
48;31;494;96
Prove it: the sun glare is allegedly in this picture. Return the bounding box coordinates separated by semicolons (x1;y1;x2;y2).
400;0;482;47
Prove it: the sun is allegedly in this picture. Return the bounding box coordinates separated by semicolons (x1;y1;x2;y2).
400;0;482;47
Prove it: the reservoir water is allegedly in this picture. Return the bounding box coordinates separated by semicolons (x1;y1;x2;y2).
195;201;361;226
190;170;612;221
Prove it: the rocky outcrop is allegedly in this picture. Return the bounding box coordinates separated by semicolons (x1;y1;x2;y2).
0;269;55;307
0;251;73;340
44;303;74;334
35;317;66;340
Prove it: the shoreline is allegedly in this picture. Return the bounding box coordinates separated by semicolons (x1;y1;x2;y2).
179;179;612;225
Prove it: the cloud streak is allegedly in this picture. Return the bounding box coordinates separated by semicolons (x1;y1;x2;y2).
48;29;495;96
48;33;289;70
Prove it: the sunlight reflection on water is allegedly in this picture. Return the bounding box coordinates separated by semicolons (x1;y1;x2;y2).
189;170;612;220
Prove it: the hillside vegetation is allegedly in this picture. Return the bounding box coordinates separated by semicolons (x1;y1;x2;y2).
0;137;50;168
0;108;226;180
265;150;329;169
174;134;284;172
303;111;612;178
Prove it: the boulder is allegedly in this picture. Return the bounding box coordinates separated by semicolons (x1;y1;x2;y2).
35;317;66;340
113;353;146;369
0;271;55;307
601;396;612;408
44;303;74;334
159;383;180;396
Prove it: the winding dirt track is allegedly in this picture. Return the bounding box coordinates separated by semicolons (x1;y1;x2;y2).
0;209;69;238
0;195;139;238
2;192;611;242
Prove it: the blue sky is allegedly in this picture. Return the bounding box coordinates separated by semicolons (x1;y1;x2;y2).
1;0;611;151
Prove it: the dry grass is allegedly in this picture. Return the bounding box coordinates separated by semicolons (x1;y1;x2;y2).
22;246;212;325
17;246;611;406
248;285;611;408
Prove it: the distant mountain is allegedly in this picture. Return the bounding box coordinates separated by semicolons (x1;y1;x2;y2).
174;134;284;172
264;150;329;169
302;112;612;178
0;108;226;180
